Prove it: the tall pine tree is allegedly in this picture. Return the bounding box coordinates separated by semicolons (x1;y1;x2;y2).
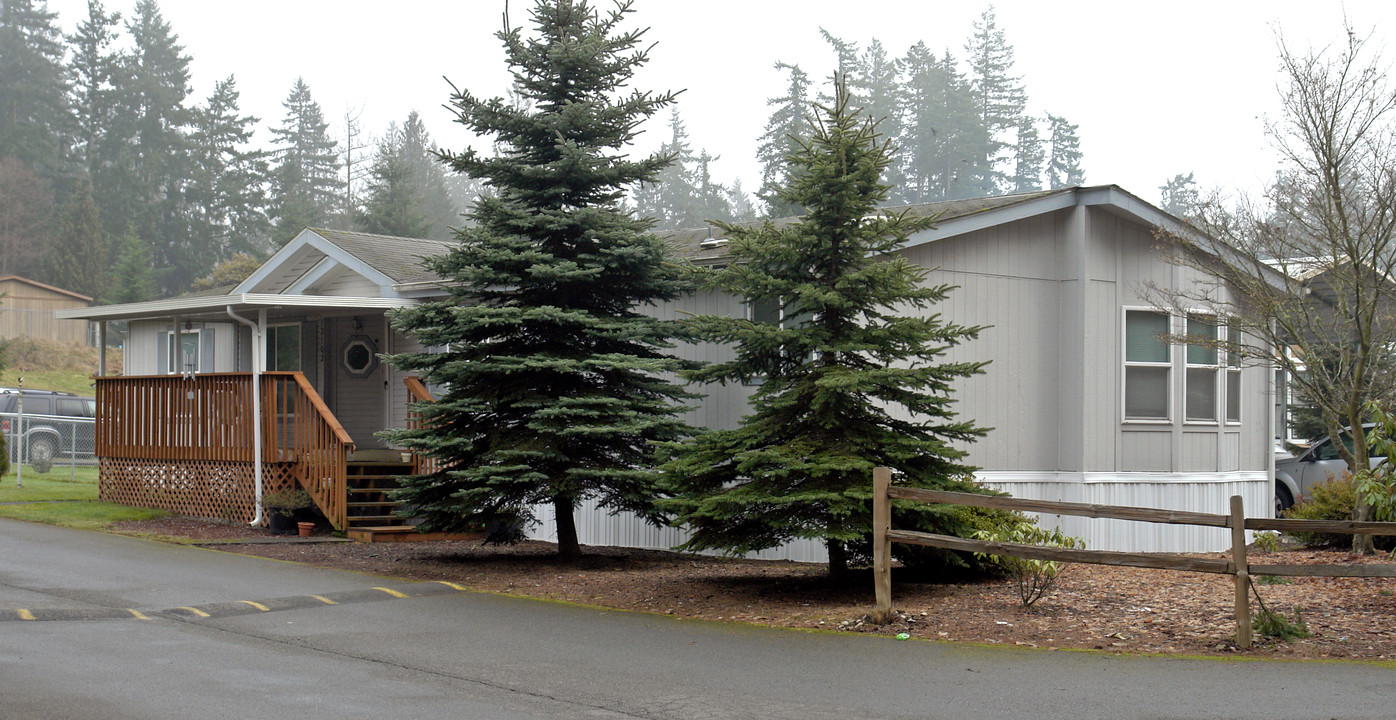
897;44;985;203
1046;113;1084;188
755;61;810;218
269;78;341;246
384;0;696;560
66;0;121;181
1009;115;1044;193
0;0;70;185
963;6;1027;195
42;178;105;297
355;121;433;238
662;78;988;576
186;77;270;273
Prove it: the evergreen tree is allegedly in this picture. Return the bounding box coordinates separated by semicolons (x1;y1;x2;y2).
106;227;154;304
189;252;261;293
1045;113;1084;188
897;44;985;203
398;110;457;239
0;155;50;276
41;179;105;297
0;0;70;184
186;77;270;274
633;109;734;229
1009;115;1044;193
102;0;195;293
662;79;988;576
66;0;121;180
1159;172;1201;219
355;122;433;238
384;0;696;560
269;78;342;246
756;61;812;218
849;38;905;202
726;177;757;223
963;6;1027;195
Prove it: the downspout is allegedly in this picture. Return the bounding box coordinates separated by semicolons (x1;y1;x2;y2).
227;306;264;526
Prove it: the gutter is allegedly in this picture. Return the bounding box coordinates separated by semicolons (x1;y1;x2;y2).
226;306;265;526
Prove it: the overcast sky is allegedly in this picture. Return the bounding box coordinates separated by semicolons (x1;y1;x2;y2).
43;0;1396;206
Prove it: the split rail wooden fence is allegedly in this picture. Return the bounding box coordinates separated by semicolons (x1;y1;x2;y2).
871;467;1396;648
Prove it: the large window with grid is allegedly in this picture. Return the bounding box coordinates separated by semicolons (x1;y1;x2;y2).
1124;310;1172;421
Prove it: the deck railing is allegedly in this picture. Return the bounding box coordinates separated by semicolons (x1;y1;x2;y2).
94;373;354;529
403;376;439;477
262;372;355;529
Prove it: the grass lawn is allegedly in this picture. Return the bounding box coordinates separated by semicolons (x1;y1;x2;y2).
0;465;172;529
0;465;101;502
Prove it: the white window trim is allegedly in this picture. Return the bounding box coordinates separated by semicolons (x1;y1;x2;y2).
1224;324;1243;426
266;322;302;372
1122;306;1174;425
1183;312;1221;426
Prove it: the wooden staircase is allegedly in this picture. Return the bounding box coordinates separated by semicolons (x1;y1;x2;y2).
342;458;414;541
341;452;483;543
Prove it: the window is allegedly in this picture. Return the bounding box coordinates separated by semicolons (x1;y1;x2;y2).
158;330;207;375
1124;310;1171;421
1185;315;1219;422
1225;326;1242;424
266;324;301;372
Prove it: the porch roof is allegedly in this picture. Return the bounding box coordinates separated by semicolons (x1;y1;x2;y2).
53;292;417;322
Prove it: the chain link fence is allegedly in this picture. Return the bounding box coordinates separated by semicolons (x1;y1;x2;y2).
2;411;96;476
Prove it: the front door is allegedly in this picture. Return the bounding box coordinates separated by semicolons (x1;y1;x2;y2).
326;315;388;450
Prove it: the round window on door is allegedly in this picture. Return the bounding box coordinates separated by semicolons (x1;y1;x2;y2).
340;334;379;377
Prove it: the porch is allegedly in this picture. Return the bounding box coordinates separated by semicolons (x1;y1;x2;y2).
94;373;442;541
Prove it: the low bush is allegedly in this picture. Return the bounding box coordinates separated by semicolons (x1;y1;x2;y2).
1283;475;1356;548
972;523;1085;607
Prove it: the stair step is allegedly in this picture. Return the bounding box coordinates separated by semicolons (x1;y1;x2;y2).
348;500;399;509
347;514;402;524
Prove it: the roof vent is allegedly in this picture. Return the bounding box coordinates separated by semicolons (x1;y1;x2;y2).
699;237;729;249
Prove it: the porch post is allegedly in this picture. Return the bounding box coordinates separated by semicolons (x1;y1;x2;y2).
97;322;107;377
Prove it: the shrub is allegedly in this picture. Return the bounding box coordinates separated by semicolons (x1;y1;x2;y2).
262;488;312;510
972;524;1085;607
1252;531;1280;553
1283;475;1356;548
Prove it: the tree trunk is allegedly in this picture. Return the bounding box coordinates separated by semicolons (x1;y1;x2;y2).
827;538;848;578
1353;499;1376;555
554;495;581;560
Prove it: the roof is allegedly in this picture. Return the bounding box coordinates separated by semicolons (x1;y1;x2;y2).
306;228;453;285
0;275;93;303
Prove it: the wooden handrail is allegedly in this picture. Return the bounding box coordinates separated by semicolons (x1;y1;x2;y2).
404;375;435;404
403;376;439;477
261;372;354;530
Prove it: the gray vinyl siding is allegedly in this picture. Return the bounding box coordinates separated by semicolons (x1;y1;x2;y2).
305;266;380;297
326;315;388;449
901;217;1063;473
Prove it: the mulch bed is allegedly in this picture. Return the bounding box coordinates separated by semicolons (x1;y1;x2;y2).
109;516;1396;660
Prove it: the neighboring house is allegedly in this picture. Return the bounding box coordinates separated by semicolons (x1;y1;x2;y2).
57;187;1274;555
0;275;93;345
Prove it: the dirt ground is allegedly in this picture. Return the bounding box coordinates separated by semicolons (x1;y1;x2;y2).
110;517;1396;661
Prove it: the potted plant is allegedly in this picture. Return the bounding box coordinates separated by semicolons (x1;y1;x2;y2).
263;488;312;535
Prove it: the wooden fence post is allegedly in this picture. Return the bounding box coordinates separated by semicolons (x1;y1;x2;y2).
1230;494;1252;649
873;466;893;623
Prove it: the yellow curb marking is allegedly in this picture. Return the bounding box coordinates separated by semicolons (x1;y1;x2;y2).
435;581;468;592
176;606;210;618
18;609;35;621
239;600;270;612
127;609;150;620
310;595;337;605
373;587;409;599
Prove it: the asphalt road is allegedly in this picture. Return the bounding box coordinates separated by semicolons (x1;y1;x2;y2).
1;518;1392;720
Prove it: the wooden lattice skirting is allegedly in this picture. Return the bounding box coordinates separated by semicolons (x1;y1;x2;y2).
99;458;298;526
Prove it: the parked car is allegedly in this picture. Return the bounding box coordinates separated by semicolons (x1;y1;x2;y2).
1274;424;1381;515
0;389;97;471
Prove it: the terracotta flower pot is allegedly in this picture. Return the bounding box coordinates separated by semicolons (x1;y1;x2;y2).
297;521;314;538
